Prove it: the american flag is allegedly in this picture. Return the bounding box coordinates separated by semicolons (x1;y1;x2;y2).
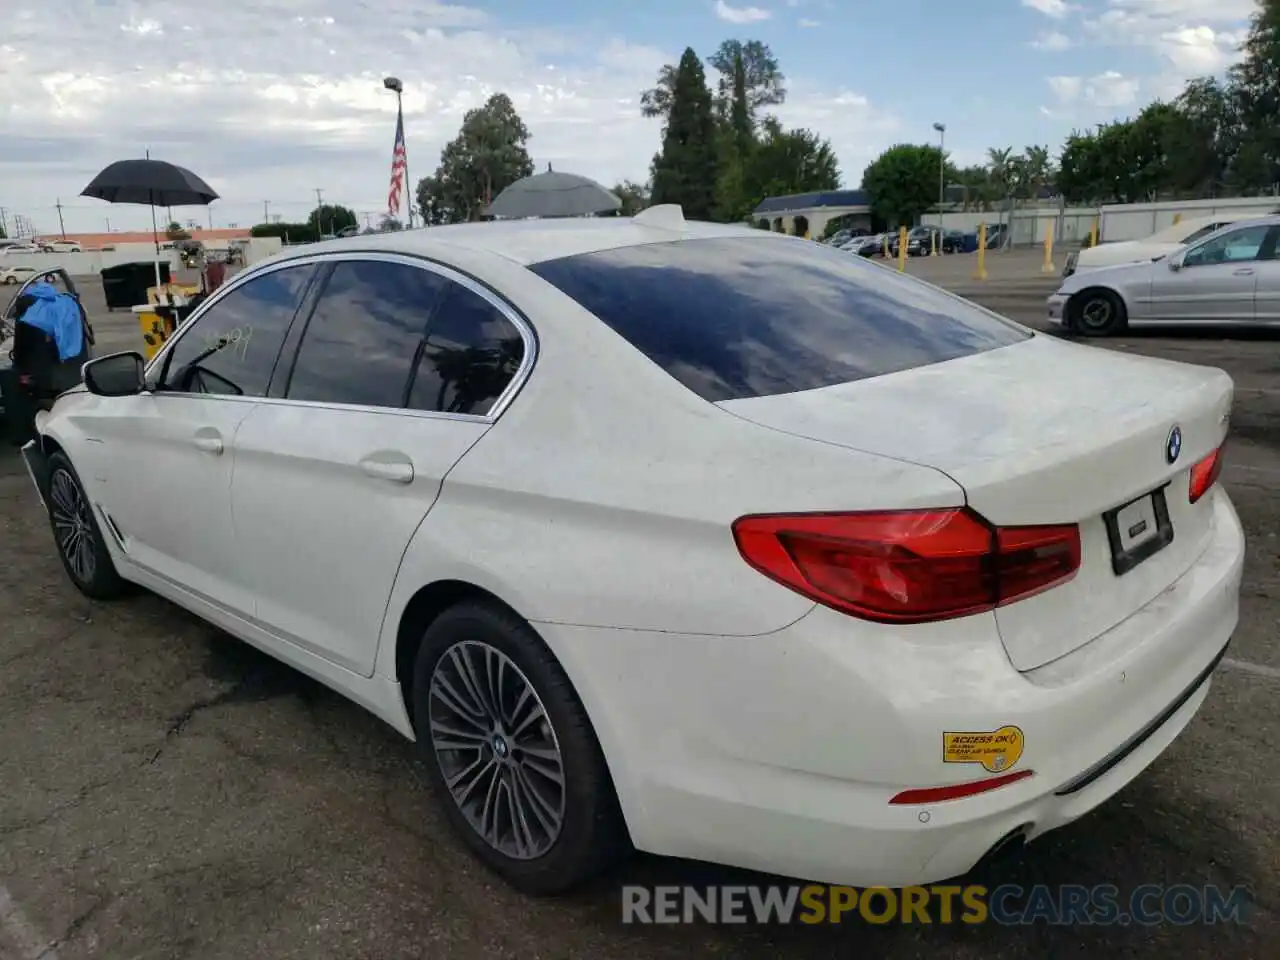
387;110;407;217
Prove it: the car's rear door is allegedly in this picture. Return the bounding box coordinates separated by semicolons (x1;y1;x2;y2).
228;253;533;676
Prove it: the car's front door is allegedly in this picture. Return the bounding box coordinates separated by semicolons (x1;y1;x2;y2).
79;262;317;615
1148;223;1275;323
227;255;532;676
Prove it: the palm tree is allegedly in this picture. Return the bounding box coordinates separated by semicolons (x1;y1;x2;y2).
986;147;1014;201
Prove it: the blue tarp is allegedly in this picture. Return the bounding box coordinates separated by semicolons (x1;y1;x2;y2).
16;281;83;361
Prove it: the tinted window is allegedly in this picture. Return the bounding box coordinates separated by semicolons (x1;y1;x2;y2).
160;264;312;396
406;283;525;416
528;237;1028;403
285;260;449;407
1184;225;1272;267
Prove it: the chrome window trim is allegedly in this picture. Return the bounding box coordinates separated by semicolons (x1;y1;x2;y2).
143;249;539;425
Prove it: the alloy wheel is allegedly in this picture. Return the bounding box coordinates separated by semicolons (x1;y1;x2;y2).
49;468;96;584
427;640;566;860
1079;297;1113;331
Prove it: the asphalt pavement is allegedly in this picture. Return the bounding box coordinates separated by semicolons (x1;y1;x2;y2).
0;251;1276;959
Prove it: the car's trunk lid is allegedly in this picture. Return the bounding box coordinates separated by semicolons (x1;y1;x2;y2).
718;335;1233;671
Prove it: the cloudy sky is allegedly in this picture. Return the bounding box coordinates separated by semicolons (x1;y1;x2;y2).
0;0;1256;236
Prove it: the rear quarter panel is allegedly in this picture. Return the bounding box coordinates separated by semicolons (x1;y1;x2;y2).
375;263;968;673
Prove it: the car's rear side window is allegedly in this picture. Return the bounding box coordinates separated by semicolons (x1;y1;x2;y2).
527;236;1029;403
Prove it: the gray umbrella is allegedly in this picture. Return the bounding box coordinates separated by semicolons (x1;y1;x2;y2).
487;168;620;219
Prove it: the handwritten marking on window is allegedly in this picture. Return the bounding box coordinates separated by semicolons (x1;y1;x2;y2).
201;325;254;362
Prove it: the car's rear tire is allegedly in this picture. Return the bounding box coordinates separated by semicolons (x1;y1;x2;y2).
1069;288;1127;337
45;451;128;601
411;600;628;896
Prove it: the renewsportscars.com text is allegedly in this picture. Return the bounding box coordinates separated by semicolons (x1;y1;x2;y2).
621;883;1252;926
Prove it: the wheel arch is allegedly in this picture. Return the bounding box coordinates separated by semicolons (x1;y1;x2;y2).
391;577;638;845
1066;284;1130;332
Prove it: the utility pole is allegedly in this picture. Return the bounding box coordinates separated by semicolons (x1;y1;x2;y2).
56;198;67;239
0;206;8;238
208;207;214;230
314;188;326;235
263;200;270;224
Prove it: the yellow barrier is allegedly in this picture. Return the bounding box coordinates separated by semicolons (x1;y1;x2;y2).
897;226;907;272
1041;222;1055;275
1090;218;1098;247
973;224;988;281
1173;213;1182;225
931;229;939;257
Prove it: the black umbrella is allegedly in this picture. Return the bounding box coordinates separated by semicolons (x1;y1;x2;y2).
81;158;220;294
487;168;620;219
81;158;218;207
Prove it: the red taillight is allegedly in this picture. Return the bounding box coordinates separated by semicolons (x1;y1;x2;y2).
1189;444;1224;504
889;769;1034;805
731;507;1080;624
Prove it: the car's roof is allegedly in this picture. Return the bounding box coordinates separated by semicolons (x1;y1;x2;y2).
271;213;767;268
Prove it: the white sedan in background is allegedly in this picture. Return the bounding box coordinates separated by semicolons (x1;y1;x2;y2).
22;206;1242;895
0;264;38;285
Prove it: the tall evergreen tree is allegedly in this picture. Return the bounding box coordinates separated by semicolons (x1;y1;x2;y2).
1229;0;1280;189
650;48;718;219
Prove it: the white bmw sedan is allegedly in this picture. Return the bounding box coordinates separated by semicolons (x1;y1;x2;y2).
21;206;1243;895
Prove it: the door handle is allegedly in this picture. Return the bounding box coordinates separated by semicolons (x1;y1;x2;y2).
359;456;414;484
1234;267;1255;276
192;433;223;455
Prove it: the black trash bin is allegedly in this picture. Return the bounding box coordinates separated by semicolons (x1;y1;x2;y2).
101;261;171;312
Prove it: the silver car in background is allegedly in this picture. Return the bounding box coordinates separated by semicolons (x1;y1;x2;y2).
1047;216;1280;336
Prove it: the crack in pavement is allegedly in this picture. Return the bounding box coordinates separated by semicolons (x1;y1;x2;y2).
0;773;132;838
145;682;246;765
34;895;112;960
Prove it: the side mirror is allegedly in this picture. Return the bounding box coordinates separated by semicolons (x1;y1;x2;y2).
83;351;146;397
1168;252;1185;271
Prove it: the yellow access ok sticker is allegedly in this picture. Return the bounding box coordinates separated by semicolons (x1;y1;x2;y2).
942;725;1025;773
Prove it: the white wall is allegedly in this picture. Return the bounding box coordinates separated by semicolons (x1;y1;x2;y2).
1;248;181;277
1097;197;1280;242
1;237;280;275
243;237;283;264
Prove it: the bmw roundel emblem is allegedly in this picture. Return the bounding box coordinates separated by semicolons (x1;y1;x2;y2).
1166;425;1182;464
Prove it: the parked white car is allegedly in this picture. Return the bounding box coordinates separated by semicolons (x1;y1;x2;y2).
21;207;1242;895
0;264;38;285
44;240;83;253
1064;214;1267;277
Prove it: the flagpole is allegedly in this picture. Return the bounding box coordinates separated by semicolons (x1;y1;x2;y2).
399;93;413;228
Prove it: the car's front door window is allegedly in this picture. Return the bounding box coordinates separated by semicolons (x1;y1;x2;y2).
1182;225;1272;268
158;264;314;396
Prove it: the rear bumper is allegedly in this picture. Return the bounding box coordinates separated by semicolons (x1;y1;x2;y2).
543;489;1244;887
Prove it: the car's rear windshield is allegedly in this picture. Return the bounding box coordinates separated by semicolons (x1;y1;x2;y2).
527;236;1030;403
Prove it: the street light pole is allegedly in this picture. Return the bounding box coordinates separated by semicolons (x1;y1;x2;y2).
932;122;946;256
384;76;413;229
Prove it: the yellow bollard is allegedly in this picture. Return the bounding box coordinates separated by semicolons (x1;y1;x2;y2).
931;228;939;257
1041;221;1055;275
897;226;908;272
974;223;988;280
1090;218;1098;247
1173;213;1181;225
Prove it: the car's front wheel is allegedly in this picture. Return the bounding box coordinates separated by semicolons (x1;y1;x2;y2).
411;600;627;895
1070;288;1127;337
45;451;128;600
